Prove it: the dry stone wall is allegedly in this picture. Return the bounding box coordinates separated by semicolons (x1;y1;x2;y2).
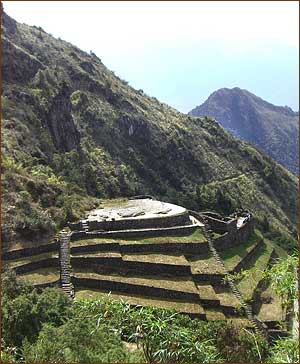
2;241;59;260
70;224;197;241
214;219;254;251
71;241;209;255
14;257;59;274
190;211;237;234
71;276;200;302
71;258;191;276
232;238;263;273
70;211;191;232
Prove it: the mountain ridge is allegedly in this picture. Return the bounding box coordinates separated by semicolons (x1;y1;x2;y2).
189;87;299;174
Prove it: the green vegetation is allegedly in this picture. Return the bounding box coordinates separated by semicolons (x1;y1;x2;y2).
1;270;72;349
75;289;205;315
267;337;299;363
264;254;298;307
265;255;299;363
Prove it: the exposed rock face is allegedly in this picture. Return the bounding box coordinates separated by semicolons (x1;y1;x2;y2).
46;83;80;152
189;88;299;174
2;37;45;84
117;115;150;142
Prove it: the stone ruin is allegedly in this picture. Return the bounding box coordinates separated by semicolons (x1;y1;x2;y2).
2;197;288;341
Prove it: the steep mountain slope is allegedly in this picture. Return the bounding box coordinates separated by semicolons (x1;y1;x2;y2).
189;88;299;174
1;10;297;249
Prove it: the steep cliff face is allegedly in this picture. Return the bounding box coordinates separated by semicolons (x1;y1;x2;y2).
1;10;297;247
2;37;45;84
189;88;299;174
46;82;80;152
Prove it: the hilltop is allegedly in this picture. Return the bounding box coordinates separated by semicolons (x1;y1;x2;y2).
1;10;297;249
189;87;299;174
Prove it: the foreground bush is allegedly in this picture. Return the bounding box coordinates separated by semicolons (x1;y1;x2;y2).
22;320;143;363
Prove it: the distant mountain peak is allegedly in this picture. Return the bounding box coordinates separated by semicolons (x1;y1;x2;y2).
189;88;298;174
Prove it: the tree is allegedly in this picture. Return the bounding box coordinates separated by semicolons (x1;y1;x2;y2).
22;319;140;363
1;270;72;348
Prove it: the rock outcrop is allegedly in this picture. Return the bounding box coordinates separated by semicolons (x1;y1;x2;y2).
46;82;80;152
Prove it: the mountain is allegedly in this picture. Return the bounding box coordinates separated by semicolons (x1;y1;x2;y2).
189;88;299;175
1;10;297;249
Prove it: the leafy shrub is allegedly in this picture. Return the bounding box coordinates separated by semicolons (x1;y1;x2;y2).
267;337;299;363
215;324;268;362
264;254;298;306
1;270;72;348
22;320;138;363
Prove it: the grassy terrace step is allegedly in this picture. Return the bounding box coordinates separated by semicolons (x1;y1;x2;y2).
122;253;190;265
71;229;206;247
71;252;122;258
73;270;198;293
219;232;263;272
256;284;286;327
196;283;220;307
236;241;275;302
3;238;57;252
4;252;59;269
205;309;226;320
187;253;226;275
75;288;206;318
214;290;241;308
71;252;192;276
213;288;243;316
18;267;60;285
72;270;200;301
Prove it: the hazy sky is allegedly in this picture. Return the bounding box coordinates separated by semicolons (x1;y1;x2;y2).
4;1;299;112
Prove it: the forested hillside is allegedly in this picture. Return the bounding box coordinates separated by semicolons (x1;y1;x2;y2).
1;10;297;249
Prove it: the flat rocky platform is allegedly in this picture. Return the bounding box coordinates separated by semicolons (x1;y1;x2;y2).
86;198;188;221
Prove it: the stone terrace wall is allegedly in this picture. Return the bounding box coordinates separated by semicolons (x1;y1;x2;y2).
70;211;191;232
2;241;59;260
14;257;59;274
71;276;199;302
33;280;60;290
214;219;254;251
70;241;209;255
189;210;237;234
232;237;263;273
70;225;197;241
120;241;209;254
192;273;226;284
71;258;191;276
203;215;237;234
